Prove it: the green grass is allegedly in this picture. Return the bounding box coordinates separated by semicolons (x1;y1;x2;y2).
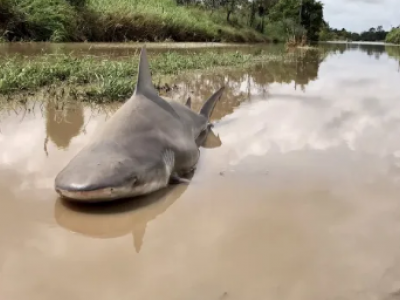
0;0;82;41
0;0;272;43
85;0;268;42
0;50;301;101
386;28;400;45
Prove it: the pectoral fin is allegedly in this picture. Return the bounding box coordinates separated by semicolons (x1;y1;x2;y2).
169;174;191;185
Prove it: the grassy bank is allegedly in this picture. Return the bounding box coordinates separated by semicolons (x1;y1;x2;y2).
386;28;400;45
0;0;270;43
0;50;309;101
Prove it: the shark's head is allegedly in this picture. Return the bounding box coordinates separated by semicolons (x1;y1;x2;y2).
54;140;175;202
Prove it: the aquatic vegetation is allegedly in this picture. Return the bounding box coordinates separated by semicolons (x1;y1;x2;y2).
0;50;306;101
385;45;400;69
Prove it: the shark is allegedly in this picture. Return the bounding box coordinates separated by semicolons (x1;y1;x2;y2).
54;46;224;202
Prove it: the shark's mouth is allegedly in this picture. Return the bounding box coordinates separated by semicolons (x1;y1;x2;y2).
56;171;171;203
56;187;124;202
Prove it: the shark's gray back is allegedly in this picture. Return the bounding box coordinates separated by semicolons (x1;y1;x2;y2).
88;94;200;173
168;100;208;138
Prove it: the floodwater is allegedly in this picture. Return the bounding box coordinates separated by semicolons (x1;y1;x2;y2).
0;41;268;58
2;43;400;300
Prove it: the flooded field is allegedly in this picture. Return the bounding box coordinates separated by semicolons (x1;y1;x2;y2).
2;42;400;300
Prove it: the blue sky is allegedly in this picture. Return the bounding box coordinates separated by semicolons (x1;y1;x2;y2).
320;0;400;32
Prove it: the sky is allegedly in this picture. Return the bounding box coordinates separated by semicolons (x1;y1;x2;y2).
320;0;400;33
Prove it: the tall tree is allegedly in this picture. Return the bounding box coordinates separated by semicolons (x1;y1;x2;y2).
269;0;324;42
250;0;278;31
300;0;324;41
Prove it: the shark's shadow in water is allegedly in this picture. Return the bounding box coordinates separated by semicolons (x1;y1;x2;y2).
54;128;222;253
54;184;189;253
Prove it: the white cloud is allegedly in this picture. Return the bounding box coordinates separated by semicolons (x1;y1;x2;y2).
211;49;400;171
321;0;400;32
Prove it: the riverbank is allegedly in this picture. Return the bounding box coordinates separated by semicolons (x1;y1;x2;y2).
0;0;272;43
0;49;321;102
386;28;400;45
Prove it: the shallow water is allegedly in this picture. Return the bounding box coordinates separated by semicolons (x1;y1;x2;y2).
0;41;277;58
2;43;400;300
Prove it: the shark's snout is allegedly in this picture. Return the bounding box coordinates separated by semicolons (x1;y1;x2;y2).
55;149;171;202
55;152;140;202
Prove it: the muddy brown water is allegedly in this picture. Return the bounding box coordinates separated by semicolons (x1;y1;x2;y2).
0;42;277;58
2;43;400;300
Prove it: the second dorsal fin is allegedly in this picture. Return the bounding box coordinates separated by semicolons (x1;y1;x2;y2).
185;97;192;108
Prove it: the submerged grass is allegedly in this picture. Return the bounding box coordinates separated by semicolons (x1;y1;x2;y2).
0;50;300;101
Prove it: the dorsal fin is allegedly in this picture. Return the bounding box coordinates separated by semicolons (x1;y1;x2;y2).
133;46;180;119
134;46;158;98
185;97;192;108
199;87;225;120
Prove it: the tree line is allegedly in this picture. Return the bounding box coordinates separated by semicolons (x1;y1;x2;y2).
175;0;325;44
319;23;390;42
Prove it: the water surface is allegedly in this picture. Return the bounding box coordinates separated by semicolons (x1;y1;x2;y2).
2;43;400;300
0;41;273;57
